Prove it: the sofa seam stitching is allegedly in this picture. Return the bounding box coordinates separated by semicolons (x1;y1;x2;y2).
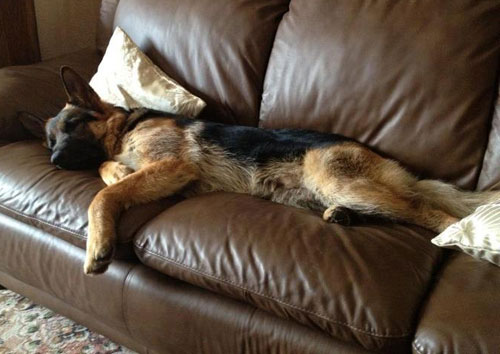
0;202;86;239
0;202;130;244
134;242;411;339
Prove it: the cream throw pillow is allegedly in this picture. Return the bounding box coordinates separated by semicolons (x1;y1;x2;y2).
89;27;206;117
432;203;500;267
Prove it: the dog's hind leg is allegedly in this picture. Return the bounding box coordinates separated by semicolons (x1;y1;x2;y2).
334;181;457;232
303;143;458;232
84;158;198;275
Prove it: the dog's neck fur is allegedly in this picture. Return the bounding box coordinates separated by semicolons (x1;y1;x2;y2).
101;110;129;158
99;107;162;159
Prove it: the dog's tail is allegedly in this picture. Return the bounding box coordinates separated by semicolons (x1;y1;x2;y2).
415;179;500;218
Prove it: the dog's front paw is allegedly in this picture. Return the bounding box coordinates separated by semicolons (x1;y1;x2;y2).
84;238;114;275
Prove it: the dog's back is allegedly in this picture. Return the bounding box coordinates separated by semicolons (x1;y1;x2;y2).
114;113;354;209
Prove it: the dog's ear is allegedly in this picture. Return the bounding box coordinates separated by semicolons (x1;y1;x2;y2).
60;66;104;112
19;111;46;139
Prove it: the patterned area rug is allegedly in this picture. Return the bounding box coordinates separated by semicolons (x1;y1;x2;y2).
0;289;136;354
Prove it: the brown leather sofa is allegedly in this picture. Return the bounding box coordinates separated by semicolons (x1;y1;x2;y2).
1;1;500;353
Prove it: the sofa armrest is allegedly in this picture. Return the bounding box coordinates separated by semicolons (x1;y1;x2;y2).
413;252;500;354
0;48;101;142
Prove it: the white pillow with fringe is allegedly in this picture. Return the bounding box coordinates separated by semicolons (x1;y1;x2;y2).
432;203;500;267
89;27;206;117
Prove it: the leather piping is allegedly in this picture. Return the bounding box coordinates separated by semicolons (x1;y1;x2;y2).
0;202;132;245
0;202;86;239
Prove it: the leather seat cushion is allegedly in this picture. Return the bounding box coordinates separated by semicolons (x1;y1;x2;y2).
134;192;443;352
0;141;180;259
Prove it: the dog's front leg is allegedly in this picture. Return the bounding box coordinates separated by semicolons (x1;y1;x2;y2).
84;158;198;275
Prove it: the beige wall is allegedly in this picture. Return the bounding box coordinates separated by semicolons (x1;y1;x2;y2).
34;0;101;60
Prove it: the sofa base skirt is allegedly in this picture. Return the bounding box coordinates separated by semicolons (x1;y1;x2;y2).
0;270;148;353
0;211;379;354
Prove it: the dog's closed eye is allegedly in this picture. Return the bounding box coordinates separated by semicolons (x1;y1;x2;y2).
63;113;97;133
63;119;80;132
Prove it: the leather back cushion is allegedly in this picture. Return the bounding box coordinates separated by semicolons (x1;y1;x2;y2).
112;0;289;126
260;0;500;189
96;0;120;53
478;86;500;191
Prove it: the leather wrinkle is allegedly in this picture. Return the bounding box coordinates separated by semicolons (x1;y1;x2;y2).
134;241;411;338
241;307;259;354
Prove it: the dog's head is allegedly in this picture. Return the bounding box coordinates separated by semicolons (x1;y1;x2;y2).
21;67;112;170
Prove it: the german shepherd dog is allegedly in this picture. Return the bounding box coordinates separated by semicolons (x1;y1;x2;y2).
21;67;500;275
